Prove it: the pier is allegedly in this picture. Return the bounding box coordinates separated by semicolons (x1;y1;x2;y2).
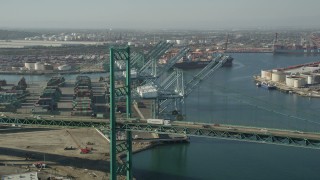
254;75;320;97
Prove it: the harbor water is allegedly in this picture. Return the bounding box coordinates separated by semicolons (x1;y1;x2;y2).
3;53;320;179
133;53;320;180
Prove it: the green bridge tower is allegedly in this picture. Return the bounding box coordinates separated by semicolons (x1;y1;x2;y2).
109;46;132;180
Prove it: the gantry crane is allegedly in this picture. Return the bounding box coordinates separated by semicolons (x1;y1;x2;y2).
136;53;232;119
158;54;232;117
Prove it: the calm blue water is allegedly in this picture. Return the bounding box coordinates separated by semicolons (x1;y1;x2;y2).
4;53;320;180
133;53;320;180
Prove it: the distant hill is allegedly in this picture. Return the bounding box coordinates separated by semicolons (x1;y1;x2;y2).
0;30;40;40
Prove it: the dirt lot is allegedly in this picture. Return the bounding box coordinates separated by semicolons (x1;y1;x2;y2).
0;127;131;179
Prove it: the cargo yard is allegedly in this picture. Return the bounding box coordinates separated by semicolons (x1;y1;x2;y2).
0;73;189;178
254;61;320;97
0;76;109;116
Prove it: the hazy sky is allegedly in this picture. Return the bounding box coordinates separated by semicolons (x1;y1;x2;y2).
1;0;320;29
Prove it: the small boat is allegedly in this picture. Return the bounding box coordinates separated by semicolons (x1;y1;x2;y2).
256;82;261;87
260;82;276;90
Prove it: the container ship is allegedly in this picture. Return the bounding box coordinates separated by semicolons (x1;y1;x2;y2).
273;44;320;54
174;51;233;69
273;33;320;54
173;55;233;70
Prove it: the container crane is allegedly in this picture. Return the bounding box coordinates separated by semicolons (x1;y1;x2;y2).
135;53;231;119
140;47;189;85
138;42;173;79
158;54;232;118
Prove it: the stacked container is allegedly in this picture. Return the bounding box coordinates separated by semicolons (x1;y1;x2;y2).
0;77;29;111
72;76;94;116
47;76;65;87
33;85;61;113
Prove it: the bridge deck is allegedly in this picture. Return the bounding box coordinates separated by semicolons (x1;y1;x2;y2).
1;113;320;149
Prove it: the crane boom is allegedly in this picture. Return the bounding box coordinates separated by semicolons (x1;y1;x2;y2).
66;130;81;149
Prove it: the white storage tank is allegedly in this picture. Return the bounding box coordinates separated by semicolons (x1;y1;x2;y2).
24;62;36;70
307;75;314;84
261;70;267;78
271;72;280;82
271;72;286;82
58;64;71;71
293;78;306;88
286;76;294;87
35;62;45;71
261;70;266;78
265;71;272;80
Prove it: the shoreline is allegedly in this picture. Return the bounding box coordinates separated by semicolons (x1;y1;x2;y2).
254;75;320;98
98;128;189;158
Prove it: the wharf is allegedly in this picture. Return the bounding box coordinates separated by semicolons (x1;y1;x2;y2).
129;99;189;144
225;48;272;53
253;76;320;97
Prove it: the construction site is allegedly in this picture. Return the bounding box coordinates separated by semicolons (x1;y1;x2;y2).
0;42;233;179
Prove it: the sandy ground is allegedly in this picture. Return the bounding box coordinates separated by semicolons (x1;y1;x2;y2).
0;127;139;179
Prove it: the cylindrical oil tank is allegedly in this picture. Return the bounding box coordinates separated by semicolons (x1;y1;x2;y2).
261;70;267;78
293;78;306;88
307;75;314;84
265;71;272;80
24;62;36;70
286;76;294;87
35;62;45;71
271;72;286;82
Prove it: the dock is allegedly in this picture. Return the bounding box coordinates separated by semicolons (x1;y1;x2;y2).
254;76;320;97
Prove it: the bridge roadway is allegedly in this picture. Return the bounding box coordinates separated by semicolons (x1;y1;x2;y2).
1;112;320;149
